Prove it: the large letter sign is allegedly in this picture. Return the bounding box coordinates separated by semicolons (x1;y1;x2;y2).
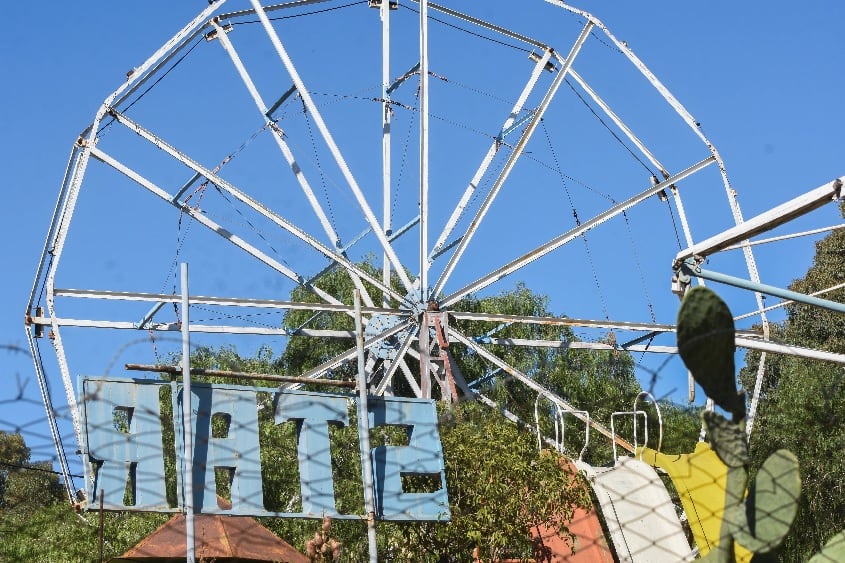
370;397;449;521
275;391;349;516
79;377;449;521
81;379;169;511
178;385;264;514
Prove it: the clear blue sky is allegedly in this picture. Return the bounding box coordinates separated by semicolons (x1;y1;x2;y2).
2;1;844;470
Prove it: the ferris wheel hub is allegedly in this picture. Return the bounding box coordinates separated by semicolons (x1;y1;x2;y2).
365;313;414;360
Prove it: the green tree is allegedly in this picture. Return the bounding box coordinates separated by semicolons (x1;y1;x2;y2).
399;401;590;562
0;431;30;508
739;202;845;561
0;431;63;514
175;344;591;561
0;430;167;562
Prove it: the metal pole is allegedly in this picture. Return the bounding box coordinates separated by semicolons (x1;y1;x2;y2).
735;337;845;365
431;22;594;299
419;0;430;301
381;0;392;308
680;260;845;315
432;50;551;258
354;290;378;562
180;263;195;563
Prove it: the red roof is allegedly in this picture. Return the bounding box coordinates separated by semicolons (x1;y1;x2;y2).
112;513;308;563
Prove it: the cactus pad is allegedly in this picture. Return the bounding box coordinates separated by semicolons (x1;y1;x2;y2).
702;410;748;468
677;286;745;417
808;530;845;562
730;449;800;554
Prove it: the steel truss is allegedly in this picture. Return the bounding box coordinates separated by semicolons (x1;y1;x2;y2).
26;0;844;497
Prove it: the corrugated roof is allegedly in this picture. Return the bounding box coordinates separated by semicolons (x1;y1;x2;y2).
112;513;308;563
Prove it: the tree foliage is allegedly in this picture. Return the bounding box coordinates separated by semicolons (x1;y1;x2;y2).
172;345;592;561
739;201;845;561
406;402;591;562
0;430;64;516
4;264;703;560
0;431;167;562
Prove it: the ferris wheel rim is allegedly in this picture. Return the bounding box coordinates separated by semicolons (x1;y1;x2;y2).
27;0;806;495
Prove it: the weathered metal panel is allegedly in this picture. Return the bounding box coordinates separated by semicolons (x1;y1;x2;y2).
175;383;264;515
275;390;350;517
79;377;450;521
80;378;169;511
370;396;450;521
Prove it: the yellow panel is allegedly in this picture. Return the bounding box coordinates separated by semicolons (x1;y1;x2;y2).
638;442;752;562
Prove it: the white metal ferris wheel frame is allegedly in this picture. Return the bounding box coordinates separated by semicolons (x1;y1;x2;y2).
25;0;845;499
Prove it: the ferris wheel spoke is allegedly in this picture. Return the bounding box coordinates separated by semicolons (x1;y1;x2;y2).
291;317;415;383
431;22;593;299
563;68;698;256
374;328;418;396
351;272;377;308
211;20;389;307
567;66;703;257
90;147;366;310
397;357;423;398
567;69;667;178
379;1;394;308
430;47;555;261
419;0;431;299
249;0;415;294
447;326;631;451
439;156;717;309
402;345;435;399
101;112;406;305
210;19;341;249
89;147;317;292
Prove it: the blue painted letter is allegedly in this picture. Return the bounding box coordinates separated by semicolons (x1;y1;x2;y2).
179;384;264;514
276;390;349;516
81;379;168;510
370;397;449;520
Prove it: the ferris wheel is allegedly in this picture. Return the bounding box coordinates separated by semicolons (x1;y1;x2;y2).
25;0;845;500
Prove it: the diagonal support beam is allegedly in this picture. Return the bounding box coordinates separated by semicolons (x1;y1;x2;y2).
448;327;634;453
432;22;594;298
211;19;341;249
441;156;716;308
431;48;554;259
374;329;417;396
89;147;343;306
105;110;405;305
289;318;415;383
248;0;414;293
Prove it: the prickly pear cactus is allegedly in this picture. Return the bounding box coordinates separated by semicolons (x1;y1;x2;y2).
677;286;745;419
729;449;801;554
701;410;748;469
678;286;801;561
808;530;845;562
